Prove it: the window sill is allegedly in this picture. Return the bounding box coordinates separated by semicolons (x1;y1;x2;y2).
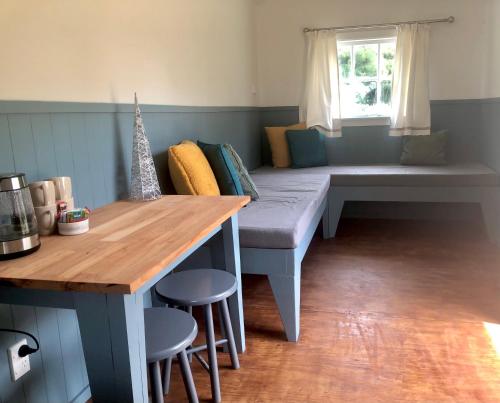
341;116;390;127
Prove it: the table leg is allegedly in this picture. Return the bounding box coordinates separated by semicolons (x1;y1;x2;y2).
221;214;246;353
74;292;148;402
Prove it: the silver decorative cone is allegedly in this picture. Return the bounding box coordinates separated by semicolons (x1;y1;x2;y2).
129;93;162;201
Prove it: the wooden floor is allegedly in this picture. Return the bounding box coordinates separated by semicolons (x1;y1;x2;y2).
164;218;500;402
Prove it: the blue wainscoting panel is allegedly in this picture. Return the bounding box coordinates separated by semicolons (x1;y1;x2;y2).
35;307;68;403
8;115;40;183
259;101;484;166
51;114;76;182
0;115;15;173
0;305;26;403
30;115;58;180
481;98;500;173
0;305;90;403
68;114;94;209
84;114;110;208
57;309;88;400
11;305;48;403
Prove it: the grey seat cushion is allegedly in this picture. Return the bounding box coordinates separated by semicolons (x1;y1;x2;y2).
240;163;498;250
238;171;330;249
254;163;499;187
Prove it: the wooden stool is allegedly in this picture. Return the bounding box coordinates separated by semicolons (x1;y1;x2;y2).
155;269;240;403
145;307;199;403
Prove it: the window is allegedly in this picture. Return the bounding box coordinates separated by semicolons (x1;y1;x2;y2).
337;37;396;119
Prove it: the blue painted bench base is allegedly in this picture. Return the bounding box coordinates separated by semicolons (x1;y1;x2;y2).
240;195;330;342
327;186;500;244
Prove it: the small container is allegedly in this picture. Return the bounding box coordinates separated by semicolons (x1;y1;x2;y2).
58;219;89;236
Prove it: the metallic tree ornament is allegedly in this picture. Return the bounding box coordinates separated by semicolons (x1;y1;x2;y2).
129;93;162;201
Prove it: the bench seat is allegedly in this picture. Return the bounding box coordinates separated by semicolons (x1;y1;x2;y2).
252;163;499;187
250;162;499;243
238;171;330;249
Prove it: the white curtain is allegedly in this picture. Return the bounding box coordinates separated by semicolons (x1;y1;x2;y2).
300;30;342;137
390;23;431;136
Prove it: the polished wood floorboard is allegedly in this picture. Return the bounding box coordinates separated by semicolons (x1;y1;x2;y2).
126;219;500;402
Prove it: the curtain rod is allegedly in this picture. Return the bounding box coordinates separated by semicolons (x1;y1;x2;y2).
303;16;455;33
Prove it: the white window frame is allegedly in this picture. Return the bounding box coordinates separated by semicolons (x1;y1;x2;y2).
336;29;396;126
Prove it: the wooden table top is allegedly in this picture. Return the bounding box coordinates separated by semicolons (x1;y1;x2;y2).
0;195;249;294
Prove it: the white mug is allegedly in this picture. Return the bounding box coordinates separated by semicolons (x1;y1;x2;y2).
34;205;57;236
66;197;75;210
29;181;56;207
50;177;72;201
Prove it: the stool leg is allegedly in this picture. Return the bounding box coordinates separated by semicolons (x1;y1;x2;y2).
149;361;163;403
217;302;228;353
186;306;193;362
162;358;172;394
178;350;199;403
203;303;221;403
220;298;240;370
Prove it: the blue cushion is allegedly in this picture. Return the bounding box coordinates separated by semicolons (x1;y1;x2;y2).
286;129;328;168
197;141;244;195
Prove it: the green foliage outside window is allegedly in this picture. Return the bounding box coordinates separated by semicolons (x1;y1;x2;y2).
355;46;377;77
355;81;377;106
381;80;392;104
337;41;395;113
338;49;351;79
382;50;394;76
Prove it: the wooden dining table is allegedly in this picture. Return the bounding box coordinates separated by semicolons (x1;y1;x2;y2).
0;195;250;402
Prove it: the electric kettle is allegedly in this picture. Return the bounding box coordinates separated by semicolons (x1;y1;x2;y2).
0;173;40;260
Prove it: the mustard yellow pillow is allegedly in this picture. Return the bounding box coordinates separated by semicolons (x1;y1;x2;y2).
265;123;307;168
168;140;220;195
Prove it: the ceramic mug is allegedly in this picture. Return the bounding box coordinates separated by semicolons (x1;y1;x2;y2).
29;181;56;207
34;205;57;236
50;177;72;201
66;197;75;210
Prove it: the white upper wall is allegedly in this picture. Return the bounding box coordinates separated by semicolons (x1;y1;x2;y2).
254;0;492;106
1;0;497;106
0;0;257;106
486;0;500;98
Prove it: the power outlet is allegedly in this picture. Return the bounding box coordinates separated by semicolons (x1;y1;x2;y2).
8;338;30;381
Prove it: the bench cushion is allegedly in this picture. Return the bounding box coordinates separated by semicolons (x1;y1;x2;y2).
253;163;499;187
238;171;330;249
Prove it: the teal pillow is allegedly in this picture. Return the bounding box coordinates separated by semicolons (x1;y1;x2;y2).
223;144;259;200
400;130;448;165
286;129;328;168
197;141;244;195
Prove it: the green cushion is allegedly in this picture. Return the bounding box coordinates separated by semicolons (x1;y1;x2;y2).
223;144;260;200
400;130;448;166
285;129;328;169
197;141;244;195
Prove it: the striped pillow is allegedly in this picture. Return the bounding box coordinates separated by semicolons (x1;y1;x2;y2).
223;144;259;201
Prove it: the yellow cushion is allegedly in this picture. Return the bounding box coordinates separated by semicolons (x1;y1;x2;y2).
168;140;220;195
265;123;307;168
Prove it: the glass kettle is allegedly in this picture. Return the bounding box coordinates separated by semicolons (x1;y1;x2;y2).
0;173;40;260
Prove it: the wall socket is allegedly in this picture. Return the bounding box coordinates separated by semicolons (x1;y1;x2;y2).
8;338;30;382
